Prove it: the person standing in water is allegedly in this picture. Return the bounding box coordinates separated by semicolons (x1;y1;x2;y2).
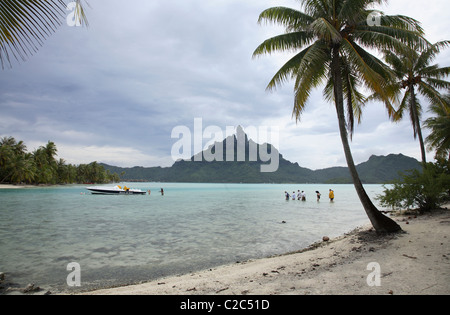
316;191;321;201
160;188;164;196
329;189;334;202
285;191;290;200
301;191;306;201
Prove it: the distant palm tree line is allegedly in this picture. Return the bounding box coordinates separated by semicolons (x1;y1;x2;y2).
0;137;120;185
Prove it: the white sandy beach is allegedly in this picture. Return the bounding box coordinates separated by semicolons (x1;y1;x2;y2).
83;207;449;295
0;184;30;189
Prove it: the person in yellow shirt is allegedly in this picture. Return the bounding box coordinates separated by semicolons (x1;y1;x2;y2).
329;189;334;202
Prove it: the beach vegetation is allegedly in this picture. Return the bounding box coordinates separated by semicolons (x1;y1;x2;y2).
253;0;427;232
377;159;450;213
0;136;120;185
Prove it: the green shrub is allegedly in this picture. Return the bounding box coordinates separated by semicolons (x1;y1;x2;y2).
377;161;450;213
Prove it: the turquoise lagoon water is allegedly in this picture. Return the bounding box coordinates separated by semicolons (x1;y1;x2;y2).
0;183;387;293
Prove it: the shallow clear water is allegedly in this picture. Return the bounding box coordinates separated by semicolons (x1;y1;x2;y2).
0;183;386;293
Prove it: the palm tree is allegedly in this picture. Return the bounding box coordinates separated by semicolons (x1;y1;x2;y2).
0;0;88;69
0;137;17;167
43;141;58;165
0;143;13;182
0;136;30;183
253;0;426;232
424;94;450;160
0;136;21;149
8;154;36;184
383;41;450;163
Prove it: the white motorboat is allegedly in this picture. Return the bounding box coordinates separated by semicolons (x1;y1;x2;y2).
86;185;147;195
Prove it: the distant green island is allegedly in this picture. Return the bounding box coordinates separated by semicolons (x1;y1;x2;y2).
102;130;421;184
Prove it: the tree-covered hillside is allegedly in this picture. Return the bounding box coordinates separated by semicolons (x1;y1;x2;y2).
0;137;120;185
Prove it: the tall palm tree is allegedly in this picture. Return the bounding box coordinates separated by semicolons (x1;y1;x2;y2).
43;141;58;164
0;0;88;69
253;0;426;233
424;94;450;160
383;41;450;163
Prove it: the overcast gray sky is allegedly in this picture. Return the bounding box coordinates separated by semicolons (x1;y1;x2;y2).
1;0;449;170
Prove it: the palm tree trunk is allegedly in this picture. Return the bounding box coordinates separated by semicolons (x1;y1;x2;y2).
409;85;427;164
331;48;402;233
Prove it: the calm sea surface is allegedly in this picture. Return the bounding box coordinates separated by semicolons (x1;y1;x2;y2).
0;183;387;293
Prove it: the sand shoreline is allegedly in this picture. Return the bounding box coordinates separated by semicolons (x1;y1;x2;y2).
0;184;35;189
79;207;449;295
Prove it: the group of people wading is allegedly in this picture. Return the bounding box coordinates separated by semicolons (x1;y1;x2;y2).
284;189;334;202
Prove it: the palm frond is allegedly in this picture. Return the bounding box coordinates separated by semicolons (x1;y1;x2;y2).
0;0;88;69
353;13;426;55
338;0;386;24
418;81;450;110
420;66;450;80
308;17;341;43
301;0;331;18
414;40;450;71
424;95;450;157
422;77;450;91
257;6;313;30
0;0;65;67
391;87;411;122
252;31;314;58
382;49;408;78
292;41;329;121
341;38;391;100
265;45;311;92
72;0;89;27
380;14;425;36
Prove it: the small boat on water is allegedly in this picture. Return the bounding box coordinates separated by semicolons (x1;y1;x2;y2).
86;185;147;195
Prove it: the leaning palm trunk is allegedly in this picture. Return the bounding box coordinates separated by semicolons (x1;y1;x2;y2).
409;84;427;164
331;48;402;233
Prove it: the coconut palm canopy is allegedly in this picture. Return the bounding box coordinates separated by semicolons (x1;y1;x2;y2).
253;0;427;127
382;40;450;163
